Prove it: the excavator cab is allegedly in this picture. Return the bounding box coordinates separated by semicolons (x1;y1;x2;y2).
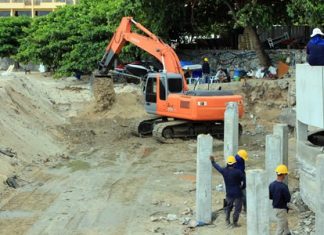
144;73;183;115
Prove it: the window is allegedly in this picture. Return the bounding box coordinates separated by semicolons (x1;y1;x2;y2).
36;11;51;16
0;11;10;17
145;77;156;103
168;78;183;93
15;11;31;17
159;79;166;100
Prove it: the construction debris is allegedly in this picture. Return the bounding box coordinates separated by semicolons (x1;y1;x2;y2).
0;147;17;158
166;214;177;221
6;175;18;188
293;210;315;235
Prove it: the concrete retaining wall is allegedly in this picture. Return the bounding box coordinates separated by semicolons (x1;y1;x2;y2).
296;64;324;212
178;49;307;77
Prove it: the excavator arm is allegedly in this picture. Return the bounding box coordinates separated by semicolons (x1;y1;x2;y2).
98;17;188;91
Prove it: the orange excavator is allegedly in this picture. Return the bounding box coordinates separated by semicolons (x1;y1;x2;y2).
97;17;244;141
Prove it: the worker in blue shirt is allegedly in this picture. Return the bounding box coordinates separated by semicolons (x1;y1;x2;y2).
269;164;291;235
234;149;248;212
306;28;324;66
210;155;246;227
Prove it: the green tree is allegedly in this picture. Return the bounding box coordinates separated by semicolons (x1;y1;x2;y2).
16;6;84;73
287;0;324;26
0;17;31;58
136;0;226;42
16;0;136;76
215;0;290;66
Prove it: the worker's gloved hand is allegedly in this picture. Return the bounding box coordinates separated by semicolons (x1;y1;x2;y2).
210;156;215;161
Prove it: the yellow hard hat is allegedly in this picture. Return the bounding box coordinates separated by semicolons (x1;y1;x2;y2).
237;149;248;161
275;164;289;175
226;156;237;165
204;57;208;62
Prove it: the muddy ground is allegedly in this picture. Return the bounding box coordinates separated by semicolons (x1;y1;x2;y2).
0;72;300;235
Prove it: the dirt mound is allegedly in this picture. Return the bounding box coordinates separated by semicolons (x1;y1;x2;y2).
0;75;64;160
104;90;145;119
80;82;146;122
92;78;116;112
242;80;289;107
0;73;91;186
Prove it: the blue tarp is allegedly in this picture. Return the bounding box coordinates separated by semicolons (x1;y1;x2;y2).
180;60;193;67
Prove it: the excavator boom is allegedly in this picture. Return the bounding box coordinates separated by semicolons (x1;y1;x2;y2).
98;17;187;91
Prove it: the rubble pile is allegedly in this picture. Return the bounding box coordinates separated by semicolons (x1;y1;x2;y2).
293;210;315;235
291;191;315;235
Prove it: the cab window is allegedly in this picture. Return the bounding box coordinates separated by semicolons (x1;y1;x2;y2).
159;80;166;100
168;78;182;93
145;77;156;103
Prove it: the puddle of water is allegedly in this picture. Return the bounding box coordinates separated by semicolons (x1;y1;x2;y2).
67;160;90;172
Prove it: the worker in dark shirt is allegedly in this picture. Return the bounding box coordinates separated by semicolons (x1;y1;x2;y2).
234;149;248;212
269;164;291;235
306;28;324;66
202;57;210;83
210;155;245;227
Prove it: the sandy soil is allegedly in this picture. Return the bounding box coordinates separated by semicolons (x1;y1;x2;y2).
0;72;300;235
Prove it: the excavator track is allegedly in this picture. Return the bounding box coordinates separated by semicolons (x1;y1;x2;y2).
152;120;188;143
152;119;241;143
133;118;243;143
132;117;163;137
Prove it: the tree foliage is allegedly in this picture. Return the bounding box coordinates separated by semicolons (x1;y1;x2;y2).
0;17;31;58
287;0;324;26
212;0;290;28
16;0;135;76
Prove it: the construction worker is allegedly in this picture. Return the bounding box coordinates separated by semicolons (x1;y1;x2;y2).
234;149;248;212
210;155;246;227
269;164;291;235
307;28;324;66
202;57;210;83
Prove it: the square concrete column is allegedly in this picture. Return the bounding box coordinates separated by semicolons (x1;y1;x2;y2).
265;134;282;184
315;154;324;235
224;102;239;162
196;134;213;224
246;169;270;235
273;124;289;184
265;134;281;221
